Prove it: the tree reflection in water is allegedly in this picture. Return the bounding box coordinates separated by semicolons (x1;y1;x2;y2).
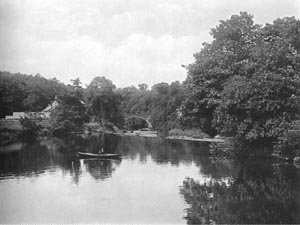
0;134;122;183
71;159;122;182
115;135;210;166
180;160;300;224
1;134;299;223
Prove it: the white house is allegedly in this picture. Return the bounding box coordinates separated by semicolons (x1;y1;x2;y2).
4;96;59;120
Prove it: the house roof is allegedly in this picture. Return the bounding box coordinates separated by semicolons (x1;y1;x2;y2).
42;99;59;112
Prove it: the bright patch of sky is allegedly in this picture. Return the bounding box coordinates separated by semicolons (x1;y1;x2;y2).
0;0;299;87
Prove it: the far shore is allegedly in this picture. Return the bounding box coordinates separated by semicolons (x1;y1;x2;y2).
122;130;158;137
121;130;225;143
165;136;225;142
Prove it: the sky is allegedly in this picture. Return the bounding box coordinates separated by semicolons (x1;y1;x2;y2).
0;0;299;88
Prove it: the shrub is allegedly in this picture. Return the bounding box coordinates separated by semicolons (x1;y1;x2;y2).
20;113;43;136
168;128;210;139
274;120;300;158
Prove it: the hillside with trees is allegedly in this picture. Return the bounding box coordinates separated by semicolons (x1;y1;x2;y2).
0;71;70;118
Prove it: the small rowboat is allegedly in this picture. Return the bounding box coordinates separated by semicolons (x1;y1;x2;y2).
77;152;121;159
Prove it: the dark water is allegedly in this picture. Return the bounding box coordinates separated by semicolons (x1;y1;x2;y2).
0;134;299;224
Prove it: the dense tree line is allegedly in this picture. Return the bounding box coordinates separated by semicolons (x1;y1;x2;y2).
116;13;300;157
0;71;70;118
118;13;300;153
117;81;186;132
1;12;299;157
48;76;123;134
0;72;122;134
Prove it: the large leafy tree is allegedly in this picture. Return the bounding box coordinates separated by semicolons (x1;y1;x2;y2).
181;12;261;136
49;78;87;135
149;82;185;132
181;12;300;145
50;92;88;135
214;16;300;144
85;76;123;126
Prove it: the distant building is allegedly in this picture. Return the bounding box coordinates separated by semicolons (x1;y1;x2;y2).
4;96;59;120
41;96;59;118
4;112;26;120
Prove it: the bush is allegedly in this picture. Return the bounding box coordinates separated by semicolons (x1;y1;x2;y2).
274;120;300;158
50;94;88;136
20;113;43;136
168;128;210;139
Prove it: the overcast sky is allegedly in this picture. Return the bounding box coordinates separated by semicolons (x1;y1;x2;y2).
0;0;299;88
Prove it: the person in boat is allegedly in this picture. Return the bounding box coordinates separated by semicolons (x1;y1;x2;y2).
98;148;104;154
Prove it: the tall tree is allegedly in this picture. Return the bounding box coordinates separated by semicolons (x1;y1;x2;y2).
181;12;300;146
181;12;261;136
214;16;300;144
50;92;88;135
85;76;123;126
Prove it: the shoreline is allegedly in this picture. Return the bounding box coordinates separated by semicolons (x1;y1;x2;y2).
121;130;225;143
165;136;225;142
121;130;158;138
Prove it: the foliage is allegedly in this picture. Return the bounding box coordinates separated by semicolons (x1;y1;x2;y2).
168;128;210;139
118;81;186;132
0;71;70;118
19;113;43;136
138;83;148;91
125;117;148;130
50;93;88;136
274;120;300;158
85;76;123;126
116;86;142;114
1;12;300;159
181;12;300;151
180;12;261;136
214;74;299;143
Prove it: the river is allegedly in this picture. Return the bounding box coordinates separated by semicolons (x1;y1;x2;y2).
0;134;299;224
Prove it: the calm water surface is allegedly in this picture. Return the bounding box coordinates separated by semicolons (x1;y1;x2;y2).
0;134;299;224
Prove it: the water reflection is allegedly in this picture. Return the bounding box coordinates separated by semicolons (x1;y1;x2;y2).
0;134;299;223
0;138;73;179
115;135;210;166
180;160;300;224
0;134;209;181
71;159;122;182
0;134;209;223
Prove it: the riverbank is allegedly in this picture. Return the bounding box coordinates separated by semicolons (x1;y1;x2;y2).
122;130;158;137
2;118;298;164
121;129;225;143
165;136;225;142
165;128;224;142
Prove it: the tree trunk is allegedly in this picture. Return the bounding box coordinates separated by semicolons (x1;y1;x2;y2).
100;102;105;126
